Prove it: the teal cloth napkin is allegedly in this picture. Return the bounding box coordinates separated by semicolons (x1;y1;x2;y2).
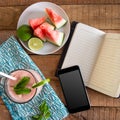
0;36;68;120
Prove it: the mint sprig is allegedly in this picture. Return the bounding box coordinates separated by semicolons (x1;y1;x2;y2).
14;76;31;95
32;101;51;120
14;87;31;94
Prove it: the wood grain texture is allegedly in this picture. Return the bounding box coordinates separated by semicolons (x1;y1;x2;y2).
0;105;120;120
65;107;120;120
0;5;120;30
0;0;120;120
0;0;120;6
0;106;11;120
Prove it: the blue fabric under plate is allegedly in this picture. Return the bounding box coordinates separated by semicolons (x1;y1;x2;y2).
0;36;68;120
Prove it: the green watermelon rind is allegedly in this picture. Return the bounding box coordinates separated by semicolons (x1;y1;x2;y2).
48;17;67;29
55;18;67;29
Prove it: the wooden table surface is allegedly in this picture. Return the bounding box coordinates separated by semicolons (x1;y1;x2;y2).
0;0;120;120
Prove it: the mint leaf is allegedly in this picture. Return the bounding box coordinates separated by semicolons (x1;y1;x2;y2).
42;105;49;114
38;115;45;120
32;101;51;120
14;76;30;89
32;114;40;119
14;76;31;95
32;114;44;120
39;101;47;112
45;111;50;119
14;88;31;94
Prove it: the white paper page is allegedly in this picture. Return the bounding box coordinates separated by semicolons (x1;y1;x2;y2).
61;23;105;85
88;33;120;97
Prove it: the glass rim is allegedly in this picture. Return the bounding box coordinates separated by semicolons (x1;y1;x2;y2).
4;69;37;104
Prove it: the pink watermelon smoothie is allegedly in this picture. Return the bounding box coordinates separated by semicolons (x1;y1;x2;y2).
5;69;42;103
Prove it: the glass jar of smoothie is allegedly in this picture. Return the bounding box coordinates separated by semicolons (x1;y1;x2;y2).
2;69;43;104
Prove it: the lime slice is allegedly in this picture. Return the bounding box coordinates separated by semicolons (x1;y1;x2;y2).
28;37;43;51
17;25;33;41
32;78;50;88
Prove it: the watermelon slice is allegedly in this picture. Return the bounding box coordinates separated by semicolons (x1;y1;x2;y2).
29;16;46;30
43;28;64;46
34;26;46;42
40;22;55;30
45;8;67;29
34;22;55;42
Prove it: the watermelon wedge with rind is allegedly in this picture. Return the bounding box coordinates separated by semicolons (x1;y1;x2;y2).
43;28;64;46
45;8;67;29
29;16;46;30
34;22;55;42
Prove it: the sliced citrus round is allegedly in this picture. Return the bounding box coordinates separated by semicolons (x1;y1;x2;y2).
32;78;50;88
28;37;43;51
17;24;33;41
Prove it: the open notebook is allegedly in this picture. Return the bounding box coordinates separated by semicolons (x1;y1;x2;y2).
57;22;120;98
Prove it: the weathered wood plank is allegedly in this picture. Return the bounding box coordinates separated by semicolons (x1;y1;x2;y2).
0;97;4;104
0;31;16;44
66;5;120;29
0;106;11;120
0;105;119;120
0;7;24;30
30;55;60;78
0;0;120;6
0;5;120;30
67;107;120;120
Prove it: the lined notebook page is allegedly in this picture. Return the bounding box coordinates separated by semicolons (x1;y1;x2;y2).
88;33;120;97
61;23;105;85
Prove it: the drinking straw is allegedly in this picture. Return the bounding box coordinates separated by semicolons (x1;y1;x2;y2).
0;72;16;80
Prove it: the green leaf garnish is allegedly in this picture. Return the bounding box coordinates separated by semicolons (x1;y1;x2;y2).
32;115;40;119
32;100;51;120
14;88;31;95
37;115;44;120
14;76;31;95
32;79;50;88
45;111;50;119
14;76;30;89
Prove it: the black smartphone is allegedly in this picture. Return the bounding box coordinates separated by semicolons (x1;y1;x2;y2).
58;65;90;113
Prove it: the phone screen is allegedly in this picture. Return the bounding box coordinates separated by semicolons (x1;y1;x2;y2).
58;65;90;113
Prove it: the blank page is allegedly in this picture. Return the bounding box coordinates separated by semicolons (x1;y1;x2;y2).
88;33;120;97
61;23;105;85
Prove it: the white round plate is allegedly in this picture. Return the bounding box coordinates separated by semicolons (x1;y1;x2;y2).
17;2;70;55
